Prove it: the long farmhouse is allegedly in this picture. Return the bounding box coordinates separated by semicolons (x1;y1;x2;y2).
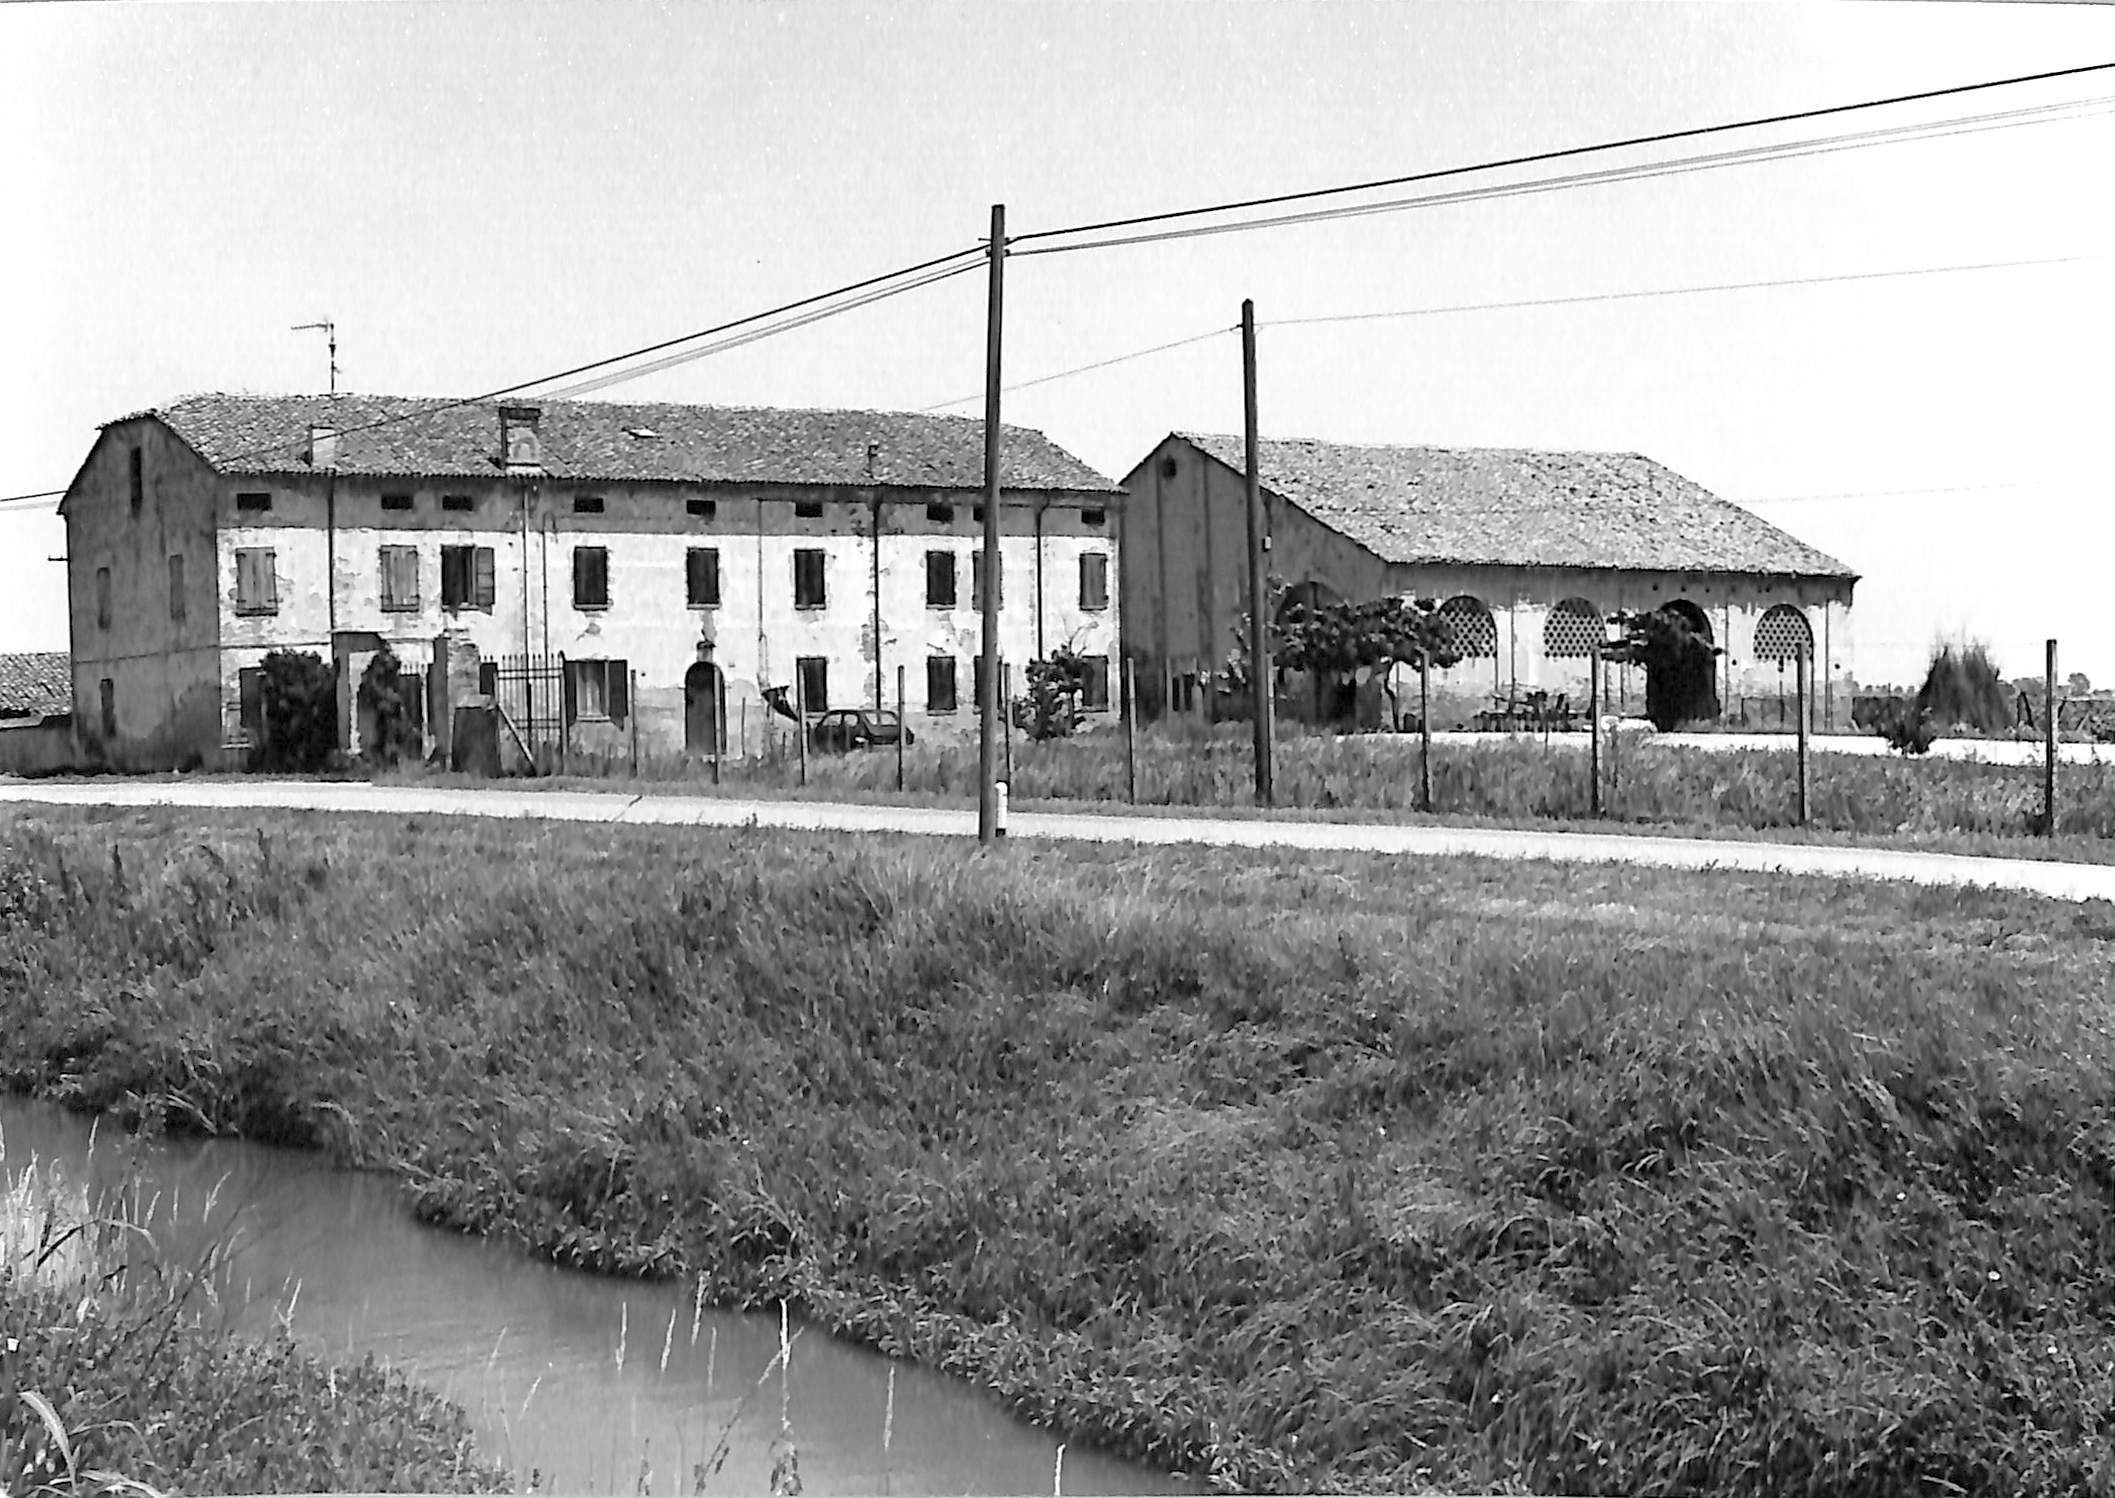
1121;432;1858;730
61;394;1122;771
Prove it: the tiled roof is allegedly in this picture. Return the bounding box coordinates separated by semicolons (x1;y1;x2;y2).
0;652;70;719
122;394;1119;495
1176;433;1856;580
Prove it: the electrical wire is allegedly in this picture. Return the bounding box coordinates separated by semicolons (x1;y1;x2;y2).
0;243;986;509
1010;59;2115;248
1015;93;2115;258
920;325;1237;412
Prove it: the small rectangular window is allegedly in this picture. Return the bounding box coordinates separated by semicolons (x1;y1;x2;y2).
442;494;475;513
477;662;498;697
793;548;826;609
167;554;185;623
1080;654;1111;711
1080;551;1109;611
794;499;824;520
573;495;605;515
95;566;111;629
379;544;421;611
128;448;143;514
971;549;1003;610
234;547;279;615
1082;506;1108;527
381;492;414;513
926;502;955;525
686;547;721;608
99;677;115;739
688;498;717;520
973;654;990;714
796;656;829;713
926;656;957;713
573;546;610;608
925;550;957;608
235;492;272;513
971;504;986;524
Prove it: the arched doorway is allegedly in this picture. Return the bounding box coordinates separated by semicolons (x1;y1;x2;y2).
684;662;724;754
1661;598;1713;642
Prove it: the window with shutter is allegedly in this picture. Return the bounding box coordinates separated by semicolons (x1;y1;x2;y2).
379;545;420;611
796;656;828;712
573;546;610;609
925;551;956;608
687;547;721;608
1080;655;1111;711
1080;552;1109;610
971;550;1002;610
474;547;495;608
234;548;279;615
793;548;825;609
95;567;111;629
441;547;471;609
167;554;186;623
926;656;957;713
608;661;630;725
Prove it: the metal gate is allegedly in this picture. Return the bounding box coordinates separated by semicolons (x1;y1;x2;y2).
491;653;565;770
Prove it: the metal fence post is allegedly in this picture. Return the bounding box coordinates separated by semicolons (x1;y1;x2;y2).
2047;638;2059;837
1123;657;1138;804
1418;648;1433;814
796;670;808;788
1589;646;1602;819
1795;645;1810;827
896;663;906;794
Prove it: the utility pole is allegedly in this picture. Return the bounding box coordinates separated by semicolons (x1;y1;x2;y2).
978;205;1006;845
1242;299;1274;806
292;320;338;393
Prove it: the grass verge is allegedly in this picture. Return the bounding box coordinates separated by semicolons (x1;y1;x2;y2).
6;808;2115;1493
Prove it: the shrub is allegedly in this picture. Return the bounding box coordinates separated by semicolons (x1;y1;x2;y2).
255;651;338;773
357;646;424;768
1916;640;2012;735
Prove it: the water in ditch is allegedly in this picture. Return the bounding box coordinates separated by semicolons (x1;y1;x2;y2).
0;1096;1193;1497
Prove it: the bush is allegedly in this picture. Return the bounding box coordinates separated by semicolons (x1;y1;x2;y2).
1917;640;2013;735
357;646;424;768
254;651;337;773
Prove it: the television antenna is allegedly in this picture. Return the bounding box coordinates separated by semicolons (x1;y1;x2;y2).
292;319;338;393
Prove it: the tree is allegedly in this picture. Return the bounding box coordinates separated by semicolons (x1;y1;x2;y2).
254;650;338;773
1230;592;1462;727
356;646;423;768
1605;608;1721;731
1019;646;1090;740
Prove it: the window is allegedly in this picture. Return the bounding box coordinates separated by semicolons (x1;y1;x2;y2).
95;567;111;629
442;494;475;513
1082;506;1107;527
1437;595;1498;659
971;504;986;524
234;548;279;615
379;545;421;611
925;550;957;608
1080;654;1111;711
573;546;610;609
235;491;272;513
477;662;498;698
573;495;605;515
796;656;828;712
686;547;721;608
926;655;958;713
1543;598;1602;659
1754;604;1816;664
794;499;824;520
971;549;1003;610
128;448;143;514
973;654;992;713
926;502;955;525
441;545;496;611
1079;552;1109;610
167;554;185;623
793;548;826;609
382;492;413;513
98;678;115;739
688;498;717;520
564;658;630;725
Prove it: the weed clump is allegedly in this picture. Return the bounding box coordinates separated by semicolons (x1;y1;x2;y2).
1916;639;2013;736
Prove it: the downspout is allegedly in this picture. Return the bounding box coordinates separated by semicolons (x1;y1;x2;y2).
1034;499;1046;659
519;479;534;755
871;490;884;714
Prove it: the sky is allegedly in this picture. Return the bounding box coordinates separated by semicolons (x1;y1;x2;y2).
3;0;2112;689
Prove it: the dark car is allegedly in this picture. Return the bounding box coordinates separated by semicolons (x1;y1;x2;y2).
809;707;915;753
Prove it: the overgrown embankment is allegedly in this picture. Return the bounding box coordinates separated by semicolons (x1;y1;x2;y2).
7;809;2115;1494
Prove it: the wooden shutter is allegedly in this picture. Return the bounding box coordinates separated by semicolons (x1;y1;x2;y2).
263;550;279;610
562;659;578;725
474;547;496;608
609;661;630;725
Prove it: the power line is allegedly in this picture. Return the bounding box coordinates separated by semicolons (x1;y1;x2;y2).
1011;59;2115;248
1015;93;2115;259
0;244;986;509
1745;477;2098;506
920;325;1237;412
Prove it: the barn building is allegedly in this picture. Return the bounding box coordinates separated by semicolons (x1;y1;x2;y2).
60;394;1121;771
1120;433;1857;730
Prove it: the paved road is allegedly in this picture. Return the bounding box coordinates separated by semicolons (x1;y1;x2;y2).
1427;728;2113;765
7;776;2115;904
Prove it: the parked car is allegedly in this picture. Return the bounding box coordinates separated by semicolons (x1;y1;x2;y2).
809;707;915;753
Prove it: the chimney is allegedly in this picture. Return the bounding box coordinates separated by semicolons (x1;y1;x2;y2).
307;425;339;468
499;405;543;473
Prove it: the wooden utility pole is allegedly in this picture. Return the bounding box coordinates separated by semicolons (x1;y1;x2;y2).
1418;649;1433;813
978;205;1006;845
1123;657;1138;803
1241;299;1274;806
895;663;906;794
1589;646;1602;818
2046;638;2059;837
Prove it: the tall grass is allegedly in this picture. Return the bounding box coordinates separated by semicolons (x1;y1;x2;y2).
0;1118;507;1495
9;811;2115;1493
